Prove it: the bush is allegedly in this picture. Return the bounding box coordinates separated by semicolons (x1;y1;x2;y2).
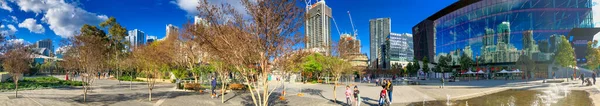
118;76;144;82
228;83;245;90
184;83;201;90
0;76;85;92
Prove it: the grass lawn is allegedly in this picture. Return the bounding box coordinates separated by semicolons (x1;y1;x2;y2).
0;76;85;92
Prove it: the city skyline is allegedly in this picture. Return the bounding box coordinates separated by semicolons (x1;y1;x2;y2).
3;0;600;58
0;0;459;58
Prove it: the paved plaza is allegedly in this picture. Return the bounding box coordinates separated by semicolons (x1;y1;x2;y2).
0;75;598;106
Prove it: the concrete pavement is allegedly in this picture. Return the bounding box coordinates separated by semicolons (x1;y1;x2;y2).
0;75;598;106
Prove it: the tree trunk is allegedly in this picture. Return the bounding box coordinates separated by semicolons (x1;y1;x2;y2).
14;80;18;98
117;70;121;84
194;73;198;83
149;89;152;101
221;76;225;103
333;80;337;104
82;75;87;103
130;72;133;90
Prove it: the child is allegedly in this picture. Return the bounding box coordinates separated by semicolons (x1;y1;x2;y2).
345;85;352;105
379;86;387;106
353;86;360;106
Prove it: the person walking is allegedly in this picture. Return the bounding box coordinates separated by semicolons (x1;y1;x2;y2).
211;77;217;98
441;77;445;88
345;85;352;105
386;80;393;105
353;86;360;106
580;73;585;86
379;86;387;106
593;72;597;85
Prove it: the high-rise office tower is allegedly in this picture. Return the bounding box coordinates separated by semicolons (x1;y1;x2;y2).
305;0;332;55
36;39;53;54
165;24;179;40
127;29;146;47
147;35;157;44
369;18;390;69
388;33;414;62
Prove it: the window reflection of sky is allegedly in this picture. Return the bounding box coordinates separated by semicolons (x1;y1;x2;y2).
433;0;594;59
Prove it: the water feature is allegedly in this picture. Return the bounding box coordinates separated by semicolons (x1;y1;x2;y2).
407;89;592;106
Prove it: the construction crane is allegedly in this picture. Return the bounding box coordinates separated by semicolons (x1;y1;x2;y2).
348;11;357;37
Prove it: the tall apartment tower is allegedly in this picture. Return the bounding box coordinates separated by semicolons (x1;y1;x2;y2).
369;18;391;69
127;29;146;47
36;39;53;54
165;24;179;40
305;0;332;55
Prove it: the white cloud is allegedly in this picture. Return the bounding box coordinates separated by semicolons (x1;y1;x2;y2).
171;0;247;17
10;0;108;38
6;24;16;31
6;38;28;45
18;18;45;34
1;24;17;35
2;15;18;23
0;0;11;12
0;24;4;28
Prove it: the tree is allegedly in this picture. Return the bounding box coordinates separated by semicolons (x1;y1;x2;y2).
133;40;176;101
324;56;352;103
2;44;31;98
459;53;473;71
422;56;430;73
188;0;304;105
586;40;600;72
406;62;413;76
436;55;448;73
100;17;129;84
554;35;576;78
302;53;324;82
517;54;535;79
70;24;110;102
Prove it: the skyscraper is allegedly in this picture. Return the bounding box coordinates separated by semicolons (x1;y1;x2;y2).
147;35;157;44
387;33;414;67
127;29;146;47
369;18;390;69
165;24;179;40
305;0;332;55
36;39;53;54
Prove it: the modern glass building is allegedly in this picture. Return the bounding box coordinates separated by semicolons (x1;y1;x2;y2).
413;0;594;64
386;33;414;66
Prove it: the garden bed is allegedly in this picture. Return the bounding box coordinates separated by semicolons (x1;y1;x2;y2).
0;76;85;92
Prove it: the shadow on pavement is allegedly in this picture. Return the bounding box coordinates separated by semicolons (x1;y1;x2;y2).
65;91;197;105
240;92;288;106
360;97;380;106
300;88;349;106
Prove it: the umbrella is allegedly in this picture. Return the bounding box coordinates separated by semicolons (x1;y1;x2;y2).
512;69;522;73
477;70;485;74
466;70;475;74
498;69;510;73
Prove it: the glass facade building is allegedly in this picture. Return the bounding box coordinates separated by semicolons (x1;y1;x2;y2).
414;0;594;64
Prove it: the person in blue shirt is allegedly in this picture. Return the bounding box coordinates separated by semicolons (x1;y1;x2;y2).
211;77;217;98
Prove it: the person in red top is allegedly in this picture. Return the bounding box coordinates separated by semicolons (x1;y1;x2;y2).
379;86;387;106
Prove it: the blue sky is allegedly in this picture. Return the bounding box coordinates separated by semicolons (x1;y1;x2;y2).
0;0;457;57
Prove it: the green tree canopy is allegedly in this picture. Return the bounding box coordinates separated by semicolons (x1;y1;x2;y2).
586;40;600;70
554;35;576;68
459;52;473;71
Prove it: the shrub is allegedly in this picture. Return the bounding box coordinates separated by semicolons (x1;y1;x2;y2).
228;83;245;90
118;76;144;82
184;83;201;90
0;76;85;92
